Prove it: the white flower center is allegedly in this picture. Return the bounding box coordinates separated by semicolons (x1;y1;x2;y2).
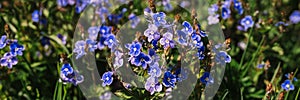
133;48;137;51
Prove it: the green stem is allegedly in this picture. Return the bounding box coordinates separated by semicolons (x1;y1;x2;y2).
295;87;300;100
238;27;254;70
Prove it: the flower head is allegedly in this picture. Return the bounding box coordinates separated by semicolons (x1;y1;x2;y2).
86;39;98;52
10;40;25;56
104;34;117;49
174;68;188;82
233;0;243;15
240;15;254;31
152;12;167;27
88;26;100;41
144;24;160;42
162;71;177;88
215;51;231;64
0;35;7;49
148;62;162;77
176;30;188;45
131;52;152;69
57;34;67;45
32;10;39;22
208;4;219;15
0;52;18;69
128;41;142;56
289;10;300;24
221;6;231;19
145;77;162;95
281;80;295;91
73;40;86;59
99;25;112;36
208;14;220;25
200;72;214;85
182;21;193;35
128;13;140;28
101;71;114;87
159;32;175;49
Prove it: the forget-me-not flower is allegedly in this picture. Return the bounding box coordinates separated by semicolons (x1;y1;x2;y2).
101;71;114;87
0;35;7;49
281;80;295;91
159;32;175;49
144;24;160;42
73;40;86;59
0;52;18;69
145;77;162;95
162;71;177;88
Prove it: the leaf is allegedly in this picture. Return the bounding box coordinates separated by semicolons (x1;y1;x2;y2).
114;91;132;99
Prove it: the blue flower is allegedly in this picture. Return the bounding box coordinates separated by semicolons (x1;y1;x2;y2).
32;10;39;22
0;35;7;49
289;10;300;24
176;30;188;45
285;73;298;81
128;41;142;56
182;21;193;35
131;52;152;69
215;51;231;64
148;62;161;77
10;40;25;56
96;7;110;23
128;13;140;29
221;6;231;19
88;26;100;41
208;4;219;15
144;24;160;42
86;39;98;52
75;2;87;13
152;12;167;27
159;32;175;49
162;71;177;88
200;72;214;85
233;0;243;15
114;50;124;67
57;34;67;45
281;80;295;91
104;34;117;49
162;0;173;11
145;77;162;95
0;52;18;69
275;21;289;27
101;71;114;87
99;25;112;36
240;15;254;31
57;0;68;7
73;40;86;59
208;14;220;25
60;63;74;80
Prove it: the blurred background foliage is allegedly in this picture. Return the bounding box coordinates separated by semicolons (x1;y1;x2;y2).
0;0;299;100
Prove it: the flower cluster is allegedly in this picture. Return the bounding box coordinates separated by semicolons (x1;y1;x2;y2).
60;63;84;85
281;72;297;91
0;35;25;69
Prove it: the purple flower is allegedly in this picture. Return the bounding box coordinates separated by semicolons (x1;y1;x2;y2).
148;62;161;77
0;52;18;69
221;6;231;19
86;39;98;52
162;0;173;11
162;71;177;88
197;45;205;60
200;72;214;85
32;10;39;22
99;25;112;36
57;0;68;7
88;26;100;41
257;64;265;69
101;71;114;87
144;24;160;42
145;77;162;95
182;21;193;35
131;52;152;69
208;14;220;25
281;80;295;91
128;41;142;56
152;12;167;27
0;35;7;49
98;37;106;50
10;40;25;56
176;30;188;45
60;63;74;82
240;15;254;31
114;50;124;67
208;4;219;15
233;0;243;15
104;34;117;49
289;10;300;24
215;51;231;64
128;13;140;28
159;32;175;49
275;21;289;26
96;7;110;23
73;40;86;59
57;34;67;45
